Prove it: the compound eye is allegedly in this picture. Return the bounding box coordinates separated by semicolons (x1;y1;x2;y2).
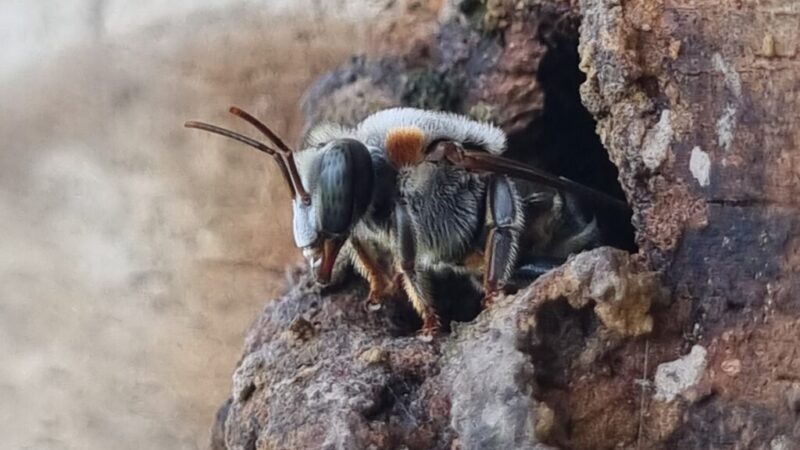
317;139;373;235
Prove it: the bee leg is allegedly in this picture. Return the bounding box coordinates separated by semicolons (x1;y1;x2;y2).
350;238;394;311
482;175;523;308
398;267;439;340
395;201;440;339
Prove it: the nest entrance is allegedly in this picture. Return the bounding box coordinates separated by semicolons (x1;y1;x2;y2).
506;14;637;253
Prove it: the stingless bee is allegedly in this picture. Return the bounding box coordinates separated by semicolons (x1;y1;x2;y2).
185;107;629;337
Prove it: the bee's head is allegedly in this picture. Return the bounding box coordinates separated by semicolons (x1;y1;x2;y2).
292;138;373;284
185;109;372;285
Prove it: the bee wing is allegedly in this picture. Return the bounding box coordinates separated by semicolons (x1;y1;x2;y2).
434;143;630;212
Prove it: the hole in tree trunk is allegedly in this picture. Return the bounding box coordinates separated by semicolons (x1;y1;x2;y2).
505;13;637;253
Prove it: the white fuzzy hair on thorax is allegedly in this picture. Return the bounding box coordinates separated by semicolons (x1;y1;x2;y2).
302;108;507;155
356;108;507;155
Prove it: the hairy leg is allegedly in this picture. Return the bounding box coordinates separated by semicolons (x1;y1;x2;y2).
482;175;524;308
394;201;440;338
350;238;395;309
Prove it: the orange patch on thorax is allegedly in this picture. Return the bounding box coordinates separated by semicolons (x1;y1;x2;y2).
385;126;425;167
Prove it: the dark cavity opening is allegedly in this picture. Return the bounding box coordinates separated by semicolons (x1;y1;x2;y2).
529;299;596;389
527;298;598;448
505;13;637;252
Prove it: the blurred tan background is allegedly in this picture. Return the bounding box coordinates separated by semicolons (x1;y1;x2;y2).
0;1;397;448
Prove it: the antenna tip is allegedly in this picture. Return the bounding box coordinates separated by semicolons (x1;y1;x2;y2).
229;106;243;116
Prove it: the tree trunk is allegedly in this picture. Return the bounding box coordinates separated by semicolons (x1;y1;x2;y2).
212;1;800;448
580;0;800;447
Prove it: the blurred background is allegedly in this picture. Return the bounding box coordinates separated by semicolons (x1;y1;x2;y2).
0;1;399;448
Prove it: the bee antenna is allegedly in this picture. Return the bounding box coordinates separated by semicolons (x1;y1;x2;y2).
228;106;311;205
184;120;297;199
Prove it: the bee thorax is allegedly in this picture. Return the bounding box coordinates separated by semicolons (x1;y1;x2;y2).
400;168;486;263
385;126;425;167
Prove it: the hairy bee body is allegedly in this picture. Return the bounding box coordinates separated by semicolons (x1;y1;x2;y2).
398;163;487;266
187;106;609;337
296;110;497;277
299;109;600;324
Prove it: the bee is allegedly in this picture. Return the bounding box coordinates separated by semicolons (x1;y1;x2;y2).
185;107;629;338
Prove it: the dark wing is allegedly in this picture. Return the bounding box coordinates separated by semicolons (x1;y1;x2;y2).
429;142;631;213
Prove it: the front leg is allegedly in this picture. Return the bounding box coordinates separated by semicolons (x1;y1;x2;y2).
394;201;440;339
350;237;395;310
483;175;524;308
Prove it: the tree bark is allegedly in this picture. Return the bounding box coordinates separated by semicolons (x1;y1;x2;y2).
579;0;800;447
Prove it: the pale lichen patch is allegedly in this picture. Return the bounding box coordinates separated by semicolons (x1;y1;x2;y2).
712;53;742;152
689;146;711;187
641;109;673;170
717;105;737;152
712;53;742;99
654;345;708;402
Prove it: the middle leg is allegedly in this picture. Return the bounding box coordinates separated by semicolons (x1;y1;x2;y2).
482;175;525;308
393;201;439;338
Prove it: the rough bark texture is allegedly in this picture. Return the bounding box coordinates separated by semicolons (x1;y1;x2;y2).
579;0;800;447
214;248;657;450
213;1;800;449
